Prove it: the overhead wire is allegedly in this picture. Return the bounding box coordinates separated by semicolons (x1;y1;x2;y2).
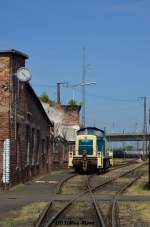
86;91;138;103
31;83;56;88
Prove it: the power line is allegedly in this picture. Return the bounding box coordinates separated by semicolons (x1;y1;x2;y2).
86;91;139;103
31;83;56;87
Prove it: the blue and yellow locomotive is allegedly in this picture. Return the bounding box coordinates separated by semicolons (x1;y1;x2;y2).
68;127;113;173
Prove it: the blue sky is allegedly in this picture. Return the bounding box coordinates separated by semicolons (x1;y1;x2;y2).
0;0;150;132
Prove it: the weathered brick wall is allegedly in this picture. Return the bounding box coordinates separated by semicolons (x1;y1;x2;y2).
63;106;81;126
10;55;52;185
10;54;26;185
0;55;11;180
21;84;51;180
0;51;53;186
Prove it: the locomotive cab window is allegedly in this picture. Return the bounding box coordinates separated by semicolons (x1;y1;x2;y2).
79;139;93;155
97;139;105;153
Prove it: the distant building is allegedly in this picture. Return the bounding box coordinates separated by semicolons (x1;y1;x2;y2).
0;49;53;187
42;101;81;142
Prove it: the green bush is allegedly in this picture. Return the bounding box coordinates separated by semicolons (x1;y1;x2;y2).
68;99;77;106
39;92;49;103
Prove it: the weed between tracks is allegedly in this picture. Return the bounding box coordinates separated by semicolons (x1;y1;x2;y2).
0;202;48;227
92;164;147;196
47;200;111;227
118;201;150;227
61;175;88;195
50;201;98;227
124;170;150;196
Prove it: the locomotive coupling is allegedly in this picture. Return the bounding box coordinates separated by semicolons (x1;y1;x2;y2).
82;153;88;172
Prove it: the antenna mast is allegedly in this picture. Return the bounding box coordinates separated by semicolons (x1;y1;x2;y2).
82;47;86;126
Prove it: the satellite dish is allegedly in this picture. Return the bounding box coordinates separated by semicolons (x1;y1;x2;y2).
16;67;32;82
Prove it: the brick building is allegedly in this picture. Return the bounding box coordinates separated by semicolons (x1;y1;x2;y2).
0;49;53;187
42;101;81;141
42;101;81;169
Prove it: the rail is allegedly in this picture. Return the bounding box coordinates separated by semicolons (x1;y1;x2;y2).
35;161;147;227
87;175;106;227
111;172;145;227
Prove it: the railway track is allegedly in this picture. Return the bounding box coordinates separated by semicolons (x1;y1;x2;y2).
86;175;106;227
35;172;78;227
86;162;146;227
56;173;77;194
57;158;141;196
110;158;141;170
111;172;145;227
35;160;147;227
106;167;145;227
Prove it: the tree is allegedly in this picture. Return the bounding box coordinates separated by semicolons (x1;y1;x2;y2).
39;92;49;103
68;99;77;106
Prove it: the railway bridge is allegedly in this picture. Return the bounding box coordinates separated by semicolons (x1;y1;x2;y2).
106;132;150;142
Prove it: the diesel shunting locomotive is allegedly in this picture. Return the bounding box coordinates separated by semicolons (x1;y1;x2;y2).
68;127;113;173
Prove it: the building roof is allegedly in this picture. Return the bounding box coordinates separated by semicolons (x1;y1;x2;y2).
41;102;80;141
78;127;104;133
26;83;53;127
0;49;28;59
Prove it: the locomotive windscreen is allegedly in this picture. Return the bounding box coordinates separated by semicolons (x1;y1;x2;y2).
79;139;93;155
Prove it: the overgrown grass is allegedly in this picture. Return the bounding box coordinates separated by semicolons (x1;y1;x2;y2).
134;202;150;222
9;183;25;191
119;201;150;225
125;173;150;196
0;202;48;227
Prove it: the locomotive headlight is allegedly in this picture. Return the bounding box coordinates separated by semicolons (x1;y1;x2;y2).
69;151;73;167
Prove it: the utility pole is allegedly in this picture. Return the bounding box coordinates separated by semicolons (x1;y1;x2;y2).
138;97;147;158
144;97;147;135
57;83;60;104
56;82;68;104
149;109;150;126
143;97;147;157
135;122;139;154
148;109;150;189
82;47;86;127
149;141;150;189
122;130;126;159
66;48;95;127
